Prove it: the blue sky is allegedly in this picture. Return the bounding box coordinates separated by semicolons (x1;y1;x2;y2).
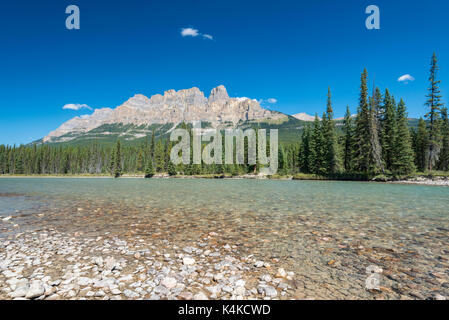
0;0;448;145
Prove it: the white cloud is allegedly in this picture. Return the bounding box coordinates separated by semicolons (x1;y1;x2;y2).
398;74;415;82
181;27;213;40
181;28;199;37
259;98;278;105
62;103;92;111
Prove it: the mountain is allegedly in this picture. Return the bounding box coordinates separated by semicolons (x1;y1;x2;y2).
43;85;286;144
292;113;320;122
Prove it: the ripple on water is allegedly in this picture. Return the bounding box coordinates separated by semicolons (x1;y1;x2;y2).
0;178;448;299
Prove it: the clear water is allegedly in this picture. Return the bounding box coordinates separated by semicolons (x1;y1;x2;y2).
1;178;448;298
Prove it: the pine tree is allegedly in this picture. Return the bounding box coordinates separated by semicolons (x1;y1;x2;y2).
154;140;165;172
137;148;144;172
109;146;116;174
425;53;444;171
113;140;122;178
310;114;326;175
374;87;385;125
299;125;311;173
369;90;384;173
354;69;382;174
150;129;155;160
414;118;429;172
381;90;397;170
392;99;416;174
438;107;449;171
323;87;340;174
342;106;354;172
144;159;154;178
167;159;177;176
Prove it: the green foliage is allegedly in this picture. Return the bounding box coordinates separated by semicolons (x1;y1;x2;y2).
438;107;449;171
113;140;122;178
144;158;154;178
425;53;444;170
353;69;382;174
342;106;354;172
392;99;416;174
413;118;429;171
381;89;397;170
322;88;341;174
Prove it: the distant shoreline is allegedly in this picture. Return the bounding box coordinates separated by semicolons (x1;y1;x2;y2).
1;173;448;186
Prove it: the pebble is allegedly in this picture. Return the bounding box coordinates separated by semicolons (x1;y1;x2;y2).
161;277;177;289
183;257;195;266
193;292;209;300
0;230;297;301
25;281;45;299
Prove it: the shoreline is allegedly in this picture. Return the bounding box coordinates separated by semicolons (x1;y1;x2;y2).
1;173;448;186
0;229;297;300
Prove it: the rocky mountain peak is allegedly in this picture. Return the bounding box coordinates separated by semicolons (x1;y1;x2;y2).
43;85;285;143
209;85;229;102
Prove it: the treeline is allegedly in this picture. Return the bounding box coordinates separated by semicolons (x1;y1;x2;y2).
1;54;448;178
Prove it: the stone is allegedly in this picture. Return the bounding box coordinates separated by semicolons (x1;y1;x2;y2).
234;286;245;296
257;285;277;298
77;277;92;286
104;257;117;271
254;261;264;268
25;281;45;299
94;290;106;297
276;268;287;278
260;274;272;282
205;285;221;296
9;284;29;298
94;257;104;267
235;279;246;287
213;273;224;281
123;289;139;299
111;288;121;295
178;291;194;300
183;257;195;266
193;292;209;300
161;277;177;289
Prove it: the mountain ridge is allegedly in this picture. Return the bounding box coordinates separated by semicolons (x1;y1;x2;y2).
43;85;285;143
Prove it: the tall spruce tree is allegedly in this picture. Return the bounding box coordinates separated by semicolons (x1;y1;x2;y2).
374;87;385;125
342;106;354;172
438;107;449;171
150;129;155;160
144;159;154;178
354;69;382;174
323;88;340;174
154;140;165;172
414;118;429;172
310;114;326;174
392;99;416;174
299;124;312;173
425;53;444;171
369;90;384;173
381;90;397;170
113;140;122;178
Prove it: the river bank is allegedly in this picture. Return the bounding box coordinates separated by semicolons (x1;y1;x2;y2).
1;173;449;186
0;229;297;300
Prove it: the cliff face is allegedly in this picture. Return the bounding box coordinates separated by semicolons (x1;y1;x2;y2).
44;85;282;143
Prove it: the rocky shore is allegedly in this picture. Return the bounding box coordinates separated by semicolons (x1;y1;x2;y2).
0;230;296;300
389;176;449;187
